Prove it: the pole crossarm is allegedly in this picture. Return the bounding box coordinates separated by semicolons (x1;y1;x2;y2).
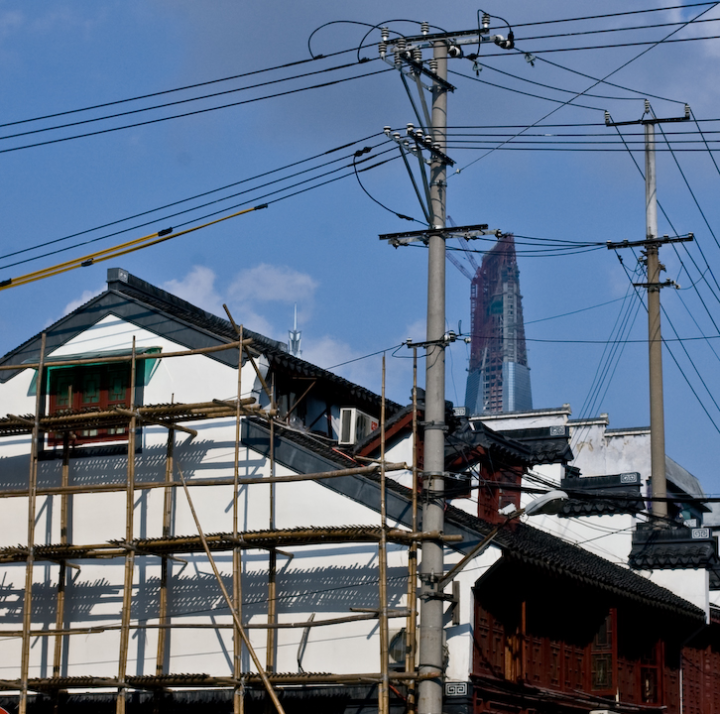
607;234;693;250
379;223;496;247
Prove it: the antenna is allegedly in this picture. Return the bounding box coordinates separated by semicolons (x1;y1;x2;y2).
288;304;302;357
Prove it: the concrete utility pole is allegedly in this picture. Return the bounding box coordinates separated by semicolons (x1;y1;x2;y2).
644;121;668;519
418;38;448;714
606;104;692;519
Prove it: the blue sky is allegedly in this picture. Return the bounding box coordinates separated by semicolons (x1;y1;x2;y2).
2;1;720;492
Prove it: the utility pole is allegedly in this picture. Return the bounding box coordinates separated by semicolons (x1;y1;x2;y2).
418;38;448;714
377;20;515;713
606;103;692;520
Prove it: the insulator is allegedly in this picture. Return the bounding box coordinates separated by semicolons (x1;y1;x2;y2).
406;122;415;133
403;140;411;148
644;99;650;114
448;44;462;58
379;41;387;59
414;128;424;139
423;135;432;146
413;47;422;63
482;13;490;30
383;126;392;136
429;59;437;73
392;132;401;141
397;38;406;52
432;143;441;151
685;103;691;119
421;21;429;35
381;26;389;42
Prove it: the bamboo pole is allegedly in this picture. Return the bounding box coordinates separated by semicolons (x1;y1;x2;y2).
233;324;244;714
155;422;174;676
0;463;410;500
378;355;389;714
0;609;413;638
116;338;137;714
176;463;286;714
19;332;45;714
53;432;70;679
0;338;254;372
266;373;277;683
406;346;419;710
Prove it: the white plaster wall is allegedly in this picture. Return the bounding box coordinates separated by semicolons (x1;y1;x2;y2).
641;568;710;622
0;314;495;685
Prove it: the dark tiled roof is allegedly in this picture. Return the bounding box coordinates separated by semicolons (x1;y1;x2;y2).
112;274;402;414
260;420;704;621
629;523;719;570
559;473;644;517
494;426;574;464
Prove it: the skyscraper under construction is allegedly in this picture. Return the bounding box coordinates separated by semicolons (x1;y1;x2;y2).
464;234;533;415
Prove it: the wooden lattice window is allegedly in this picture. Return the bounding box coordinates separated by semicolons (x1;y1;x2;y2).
48;364;132;445
591;610;617;695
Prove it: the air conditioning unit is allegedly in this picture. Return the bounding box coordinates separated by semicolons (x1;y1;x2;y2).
339;408;379;445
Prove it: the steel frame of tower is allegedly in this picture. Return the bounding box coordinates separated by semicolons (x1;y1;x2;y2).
466;235;530;415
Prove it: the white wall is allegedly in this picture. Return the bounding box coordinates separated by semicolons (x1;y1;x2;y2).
0;315;482;686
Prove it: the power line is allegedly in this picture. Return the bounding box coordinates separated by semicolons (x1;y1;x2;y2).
0;140;393;272
0;49;362;130
0;149;400;290
0;67;393;155
0;59;377;143
516;16;720;43
452;3;719;175
473;32;720;58
508;4;719;29
0;132;383;265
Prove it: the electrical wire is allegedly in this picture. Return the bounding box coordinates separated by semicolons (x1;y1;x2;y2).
0;140;394;272
0;60;379;144
452;2;719;175
448;68;603;111
0;148;399;290
0;132;384;266
516;16;720;43
0;67;393;155
352;153;426;225
473;32;720;58
524;297;629;325
0;205;267;292
0;48;366;131
508;4;719;29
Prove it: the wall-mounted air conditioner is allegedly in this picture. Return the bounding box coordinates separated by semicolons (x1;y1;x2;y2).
339;408;379;446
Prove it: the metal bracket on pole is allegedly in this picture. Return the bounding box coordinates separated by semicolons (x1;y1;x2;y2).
379;223;496;247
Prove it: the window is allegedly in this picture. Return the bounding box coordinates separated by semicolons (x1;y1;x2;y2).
591;610;616;694
48;363;132;445
639;643;662;704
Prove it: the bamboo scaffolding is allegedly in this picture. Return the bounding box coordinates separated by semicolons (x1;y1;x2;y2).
155;422;174;676
0;338;254;372
232;323;244;714
0;609;412;638
0;461;408;500
116;338;137;714
53;433;70;680
406;346;419;711
0;669;441;694
378;355;390;714
19;332;45;714
0;338;433;712
176;463;286;714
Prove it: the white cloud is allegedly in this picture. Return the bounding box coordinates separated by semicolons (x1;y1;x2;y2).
161;263;317;342
163;265;224;316
228;263;317;306
62;286;103;316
